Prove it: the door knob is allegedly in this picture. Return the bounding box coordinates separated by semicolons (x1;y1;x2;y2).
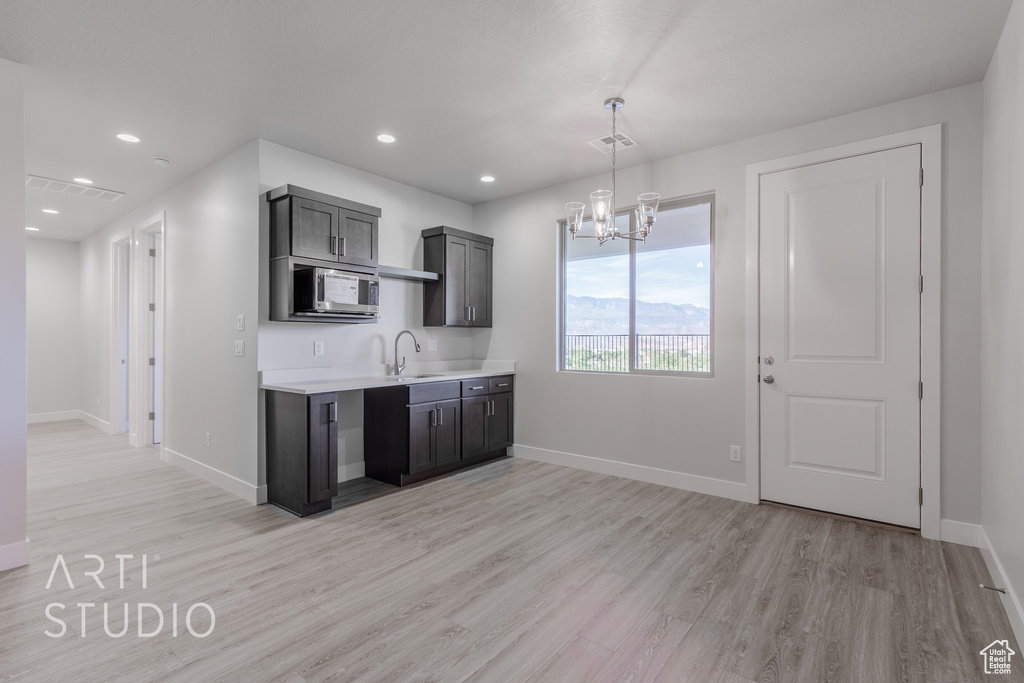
763;375;775;384
764;356;774;365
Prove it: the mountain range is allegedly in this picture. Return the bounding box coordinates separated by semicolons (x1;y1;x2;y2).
565;295;710;335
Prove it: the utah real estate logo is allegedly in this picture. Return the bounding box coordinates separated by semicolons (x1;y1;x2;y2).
979;639;1015;675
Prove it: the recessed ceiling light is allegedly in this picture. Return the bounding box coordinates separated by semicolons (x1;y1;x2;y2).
25;227;39;231
377;134;396;143
117;133;140;143
73;177;94;185
42;208;59;214
480;176;495;183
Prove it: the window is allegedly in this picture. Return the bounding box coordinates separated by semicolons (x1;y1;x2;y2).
560;195;713;376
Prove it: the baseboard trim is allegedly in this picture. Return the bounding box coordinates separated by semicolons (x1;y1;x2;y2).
27;410;81;424
514;444;748;502
0;538;30;571
78;411;112;434
940;519;981;547
338;462;366;483
162;448;264;505
979;526;1024;647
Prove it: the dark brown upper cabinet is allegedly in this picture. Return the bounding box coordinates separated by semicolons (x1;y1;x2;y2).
422;226;493;327
268;185;380;268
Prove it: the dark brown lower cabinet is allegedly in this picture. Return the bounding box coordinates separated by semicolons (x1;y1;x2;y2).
266;391;338;517
462;389;513;459
365;375;513;487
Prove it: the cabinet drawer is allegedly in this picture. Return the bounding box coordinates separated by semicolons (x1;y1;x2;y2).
488;375;513;393
461;378;489;396
408;381;460;404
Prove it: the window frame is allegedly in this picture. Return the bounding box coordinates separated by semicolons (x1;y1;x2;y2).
558;192;715;378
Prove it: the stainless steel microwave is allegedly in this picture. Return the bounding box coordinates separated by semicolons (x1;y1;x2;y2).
294;267;379;315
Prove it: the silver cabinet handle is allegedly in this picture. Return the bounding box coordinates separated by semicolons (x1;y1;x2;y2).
467;385;484;391
490;400;495;415
472;307;476;321
497;383;509;387
431;409;437;426
763;375;775;384
438;407;443;426
330;236;338;254
329;402;338;423
485;401;490;417
339;236;346;256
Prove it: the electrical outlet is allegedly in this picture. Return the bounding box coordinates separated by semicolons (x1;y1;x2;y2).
205;433;211;448
234;341;245;357
236;314;245;331
730;445;742;462
314;341;325;356
427;339;437;351
96;396;100;408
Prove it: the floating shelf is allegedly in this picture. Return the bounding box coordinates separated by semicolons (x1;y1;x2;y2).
378;265;440;282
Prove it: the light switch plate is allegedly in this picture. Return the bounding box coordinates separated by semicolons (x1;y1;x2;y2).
236;314;245;331
234;341;245;357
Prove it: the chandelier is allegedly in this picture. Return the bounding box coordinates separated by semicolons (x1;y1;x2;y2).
565;98;659;244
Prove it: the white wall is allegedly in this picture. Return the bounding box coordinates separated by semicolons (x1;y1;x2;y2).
26;237;80;420
257;140;479;475
982;0;1024;639
0;57;28;570
79;141;261;501
474;84;984;523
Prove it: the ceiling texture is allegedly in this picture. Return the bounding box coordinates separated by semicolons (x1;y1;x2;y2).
0;0;1013;241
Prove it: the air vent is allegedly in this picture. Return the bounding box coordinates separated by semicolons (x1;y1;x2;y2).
25;175;124;201
587;132;639;154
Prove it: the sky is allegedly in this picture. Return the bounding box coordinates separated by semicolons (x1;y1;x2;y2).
566;244;712;309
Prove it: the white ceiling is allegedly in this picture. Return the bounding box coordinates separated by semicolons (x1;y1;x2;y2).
0;0;1012;241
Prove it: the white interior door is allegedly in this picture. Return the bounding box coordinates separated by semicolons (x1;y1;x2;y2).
759;144;921;528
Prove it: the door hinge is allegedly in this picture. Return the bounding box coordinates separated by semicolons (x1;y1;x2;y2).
920;168;924;186
149;303;156;312
919;487;924;505
148;412;155;421
149;248;156;257
919;381;923;399
149;357;156;366
919;275;924;293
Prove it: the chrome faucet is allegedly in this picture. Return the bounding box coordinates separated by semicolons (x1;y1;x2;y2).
394;330;421;376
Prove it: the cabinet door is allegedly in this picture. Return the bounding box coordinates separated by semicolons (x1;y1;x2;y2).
338;209;378;268
461;395;489;459
307;394;339;503
488;392;513;450
291;197;340;261
468;240;492;327
435;399;462;467
409;403;436;474
444;237;471;326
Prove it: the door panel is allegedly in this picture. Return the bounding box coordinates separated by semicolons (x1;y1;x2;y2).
307;394;338;503
435;400;461;466
461;396;489;458
291;197;339;261
489;393;513;450
339;210;377;267
468;241;492;326
445;238;469;326
759;144;921;528
409;403;436;473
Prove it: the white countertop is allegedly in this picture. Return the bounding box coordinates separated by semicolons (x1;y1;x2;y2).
259;362;515;395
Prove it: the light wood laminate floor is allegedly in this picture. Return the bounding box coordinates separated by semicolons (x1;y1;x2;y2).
2;420;1021;682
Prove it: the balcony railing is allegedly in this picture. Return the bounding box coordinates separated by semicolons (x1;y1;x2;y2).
564;334;711;373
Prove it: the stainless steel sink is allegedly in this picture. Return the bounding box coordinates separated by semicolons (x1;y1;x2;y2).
383;374;444;382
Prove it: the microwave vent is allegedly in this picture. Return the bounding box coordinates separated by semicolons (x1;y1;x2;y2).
587;132;639;154
25;175;125;201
